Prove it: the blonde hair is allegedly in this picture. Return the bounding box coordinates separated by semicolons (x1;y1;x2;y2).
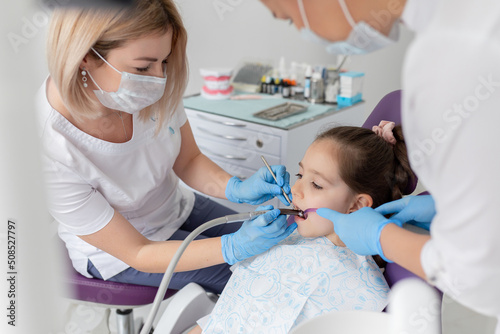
46;0;188;129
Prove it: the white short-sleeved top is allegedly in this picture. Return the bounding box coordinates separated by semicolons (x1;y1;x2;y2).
402;0;500;319
36;79;195;280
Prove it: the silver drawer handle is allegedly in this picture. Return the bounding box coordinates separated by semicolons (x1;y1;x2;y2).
197;114;247;127
200;146;247;161
197;127;247;141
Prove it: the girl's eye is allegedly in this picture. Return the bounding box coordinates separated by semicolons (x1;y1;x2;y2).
295;173;302;179
312;182;323;190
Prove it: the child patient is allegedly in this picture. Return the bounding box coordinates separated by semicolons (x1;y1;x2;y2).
196;122;415;334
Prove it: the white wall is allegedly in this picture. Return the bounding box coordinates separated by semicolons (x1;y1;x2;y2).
177;0;415;115
2;2;65;334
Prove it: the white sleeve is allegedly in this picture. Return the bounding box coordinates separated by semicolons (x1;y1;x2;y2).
43;158;115;236
173;101;188;127
402;0;500;317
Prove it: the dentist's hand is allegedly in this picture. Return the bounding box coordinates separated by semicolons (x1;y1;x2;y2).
375;195;436;231
221;206;297;265
317;207;400;262
225;165;292;205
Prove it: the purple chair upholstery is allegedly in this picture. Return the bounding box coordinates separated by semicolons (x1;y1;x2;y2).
64;266;175;307
362;90;403;129
384;262;425;289
60;239;175;332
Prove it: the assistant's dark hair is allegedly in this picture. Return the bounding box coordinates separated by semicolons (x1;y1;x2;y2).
316;125;415;208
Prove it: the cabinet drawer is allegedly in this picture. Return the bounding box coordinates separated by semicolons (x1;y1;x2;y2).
198;140;280;171
187;114;281;156
210;158;257;180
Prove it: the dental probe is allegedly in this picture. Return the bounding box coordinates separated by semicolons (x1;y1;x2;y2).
140;209;302;334
260;155;297;210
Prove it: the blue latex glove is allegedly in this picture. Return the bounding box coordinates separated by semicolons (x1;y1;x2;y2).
316;207;400;262
221;206;297;265
225;165;292;205
375;195;436;231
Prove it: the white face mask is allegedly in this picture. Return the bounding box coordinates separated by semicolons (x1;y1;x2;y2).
86;48;167;114
298;0;399;55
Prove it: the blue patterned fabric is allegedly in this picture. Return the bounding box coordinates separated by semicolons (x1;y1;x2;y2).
201;231;389;333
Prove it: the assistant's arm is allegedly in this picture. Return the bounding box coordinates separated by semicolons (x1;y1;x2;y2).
79;209;225;273
79;207;296;272
173;120;232;199
379;224;430;278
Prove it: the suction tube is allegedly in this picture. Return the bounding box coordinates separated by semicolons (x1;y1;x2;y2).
140;210;272;334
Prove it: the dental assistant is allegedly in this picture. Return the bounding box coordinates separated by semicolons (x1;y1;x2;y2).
261;0;500;327
38;0;296;294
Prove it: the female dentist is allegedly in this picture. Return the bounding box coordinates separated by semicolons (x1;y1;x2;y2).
39;0;295;295
260;0;500;329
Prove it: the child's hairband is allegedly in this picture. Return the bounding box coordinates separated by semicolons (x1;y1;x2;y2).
372;120;397;145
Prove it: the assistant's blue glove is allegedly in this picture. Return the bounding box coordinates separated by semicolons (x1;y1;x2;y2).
317;207;399;262
221;206;297;265
225;165;292;205
375;195;436;231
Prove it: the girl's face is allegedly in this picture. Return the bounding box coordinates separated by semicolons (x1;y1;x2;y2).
291;139;362;245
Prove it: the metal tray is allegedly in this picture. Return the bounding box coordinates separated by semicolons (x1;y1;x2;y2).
253;102;308;121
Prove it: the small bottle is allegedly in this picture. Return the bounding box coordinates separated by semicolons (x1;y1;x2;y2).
309;72;324;104
282;79;291;98
276;78;283;95
260;75;267;93
268;77;275;95
290;77;297;97
303;65;312;100
268;76;274;94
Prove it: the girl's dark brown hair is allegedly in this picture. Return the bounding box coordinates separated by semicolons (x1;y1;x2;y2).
316;125;415;208
316;125;415;267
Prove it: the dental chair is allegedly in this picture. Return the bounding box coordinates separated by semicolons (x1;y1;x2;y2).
60;238;217;334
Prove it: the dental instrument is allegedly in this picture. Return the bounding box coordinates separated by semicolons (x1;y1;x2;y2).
286;208;317;225
279;208;305;218
139;208;303;334
260;155;296;209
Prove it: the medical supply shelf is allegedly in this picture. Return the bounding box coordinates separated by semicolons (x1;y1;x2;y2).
183;94;366;212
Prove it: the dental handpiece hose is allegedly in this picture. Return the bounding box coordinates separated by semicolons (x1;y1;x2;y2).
141;209;299;334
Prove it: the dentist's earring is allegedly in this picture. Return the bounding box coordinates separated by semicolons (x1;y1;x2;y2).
81;68;88;88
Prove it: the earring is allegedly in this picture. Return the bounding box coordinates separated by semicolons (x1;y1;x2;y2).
81;68;88;88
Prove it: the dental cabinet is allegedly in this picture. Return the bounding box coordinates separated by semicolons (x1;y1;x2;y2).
183;95;366;212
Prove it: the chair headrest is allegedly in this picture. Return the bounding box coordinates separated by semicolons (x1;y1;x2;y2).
362;90;417;195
